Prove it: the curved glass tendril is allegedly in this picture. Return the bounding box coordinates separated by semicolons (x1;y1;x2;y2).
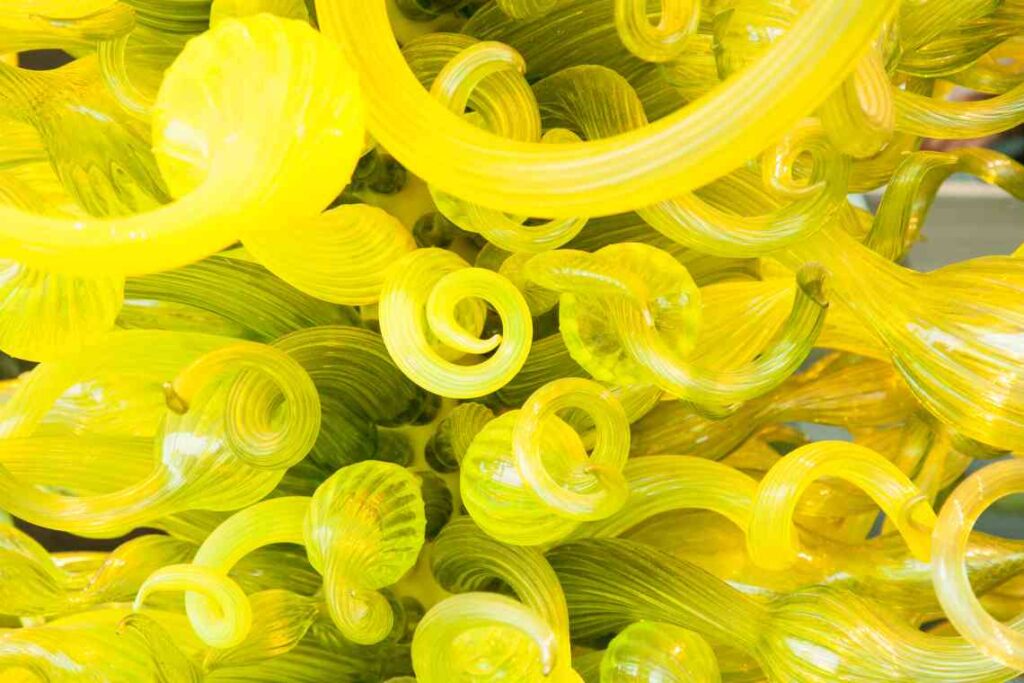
2;1;1024;681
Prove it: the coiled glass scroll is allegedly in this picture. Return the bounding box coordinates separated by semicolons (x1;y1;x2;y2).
0;1;1022;682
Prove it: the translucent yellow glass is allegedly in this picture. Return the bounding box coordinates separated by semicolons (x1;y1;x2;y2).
0;1;1023;681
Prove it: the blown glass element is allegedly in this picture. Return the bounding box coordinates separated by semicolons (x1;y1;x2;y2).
777;211;1024;452
0;0;1021;681
462;378;630;545
136;461;425;648
524;242;827;409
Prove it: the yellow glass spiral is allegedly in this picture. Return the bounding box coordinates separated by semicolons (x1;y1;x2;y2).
462;378;629;545
140;461;426;649
0;1;1022;681
379;247;532;398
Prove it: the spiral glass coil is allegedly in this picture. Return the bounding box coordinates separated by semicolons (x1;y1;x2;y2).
0;1;1022;681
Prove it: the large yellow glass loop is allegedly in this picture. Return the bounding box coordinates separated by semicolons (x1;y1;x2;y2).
315;0;899;217
933;460;1024;671
0;15;364;276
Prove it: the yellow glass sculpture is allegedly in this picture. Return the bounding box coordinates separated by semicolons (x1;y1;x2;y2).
136;461;425;647
0;1;135;54
0;14;364;364
0;0;1021;681
428;518;581;681
933;459;1024;671
378;247;533;398
629;353;915;458
0;332;320;536
523;242;828;408
318;0;900;215
0;15;362;276
462;378;630;545
601;621;720;683
776;214;1024;453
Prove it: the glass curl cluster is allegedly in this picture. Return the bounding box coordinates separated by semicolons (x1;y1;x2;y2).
0;0;1022;681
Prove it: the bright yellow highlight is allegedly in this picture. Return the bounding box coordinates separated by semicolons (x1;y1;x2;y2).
0;1;1020;682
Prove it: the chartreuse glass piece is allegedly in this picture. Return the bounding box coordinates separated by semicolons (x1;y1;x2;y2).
135;563;254;648
747;442;937;570
0;524;192;617
244;205;416;305
120;256;361;339
412;592;561;682
0;54;156;361
418;38;589;254
136;461;425;648
523;242;827;410
0;13;365;362
777;221;1024;453
1;0;1024;681
613;0;700;64
0;608;203;681
0;1;135;54
933;459;1024;671
630;353;914;459
462;378;629;545
271;326;434;470
0;15;362;275
424;401;494;472
0;260;124;362
209;0;310;26
0;331;319;537
602;621;720;683
427;519;581;681
316;0;900;216
379;247;532;398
